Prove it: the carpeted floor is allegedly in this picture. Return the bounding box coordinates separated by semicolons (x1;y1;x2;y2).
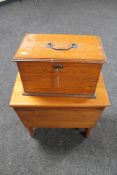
0;0;117;174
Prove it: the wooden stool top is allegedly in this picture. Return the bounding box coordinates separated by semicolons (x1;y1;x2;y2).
9;73;110;108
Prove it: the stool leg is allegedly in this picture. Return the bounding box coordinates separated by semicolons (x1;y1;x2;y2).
84;128;91;137
27;127;34;137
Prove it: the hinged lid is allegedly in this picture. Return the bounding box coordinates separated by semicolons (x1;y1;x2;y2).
13;34;106;63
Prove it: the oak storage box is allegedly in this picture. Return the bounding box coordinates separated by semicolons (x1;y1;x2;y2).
12;34;106;97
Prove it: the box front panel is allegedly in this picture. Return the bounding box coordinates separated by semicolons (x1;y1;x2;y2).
15;107;103;128
17;62;102;96
56;62;101;95
17;62;54;92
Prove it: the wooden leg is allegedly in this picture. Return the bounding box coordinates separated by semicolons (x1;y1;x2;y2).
27;127;34;137
84;128;91;137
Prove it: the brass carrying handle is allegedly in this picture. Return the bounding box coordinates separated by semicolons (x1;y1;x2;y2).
47;42;78;50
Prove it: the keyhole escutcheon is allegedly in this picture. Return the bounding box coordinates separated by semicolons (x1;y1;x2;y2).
53;64;64;88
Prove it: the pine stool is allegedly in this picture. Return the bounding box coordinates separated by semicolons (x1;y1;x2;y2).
9;73;110;137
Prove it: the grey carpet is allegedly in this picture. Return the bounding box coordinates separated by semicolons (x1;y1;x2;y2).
0;0;117;174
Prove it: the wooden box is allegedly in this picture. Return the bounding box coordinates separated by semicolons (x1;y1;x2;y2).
12;34;106;97
9;73;110;137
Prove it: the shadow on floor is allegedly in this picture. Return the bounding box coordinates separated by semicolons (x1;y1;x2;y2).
34;128;85;153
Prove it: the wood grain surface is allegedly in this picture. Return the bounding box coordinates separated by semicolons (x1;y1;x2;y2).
9;73;110;108
13;34;106;63
17;61;102;95
14;107;104;128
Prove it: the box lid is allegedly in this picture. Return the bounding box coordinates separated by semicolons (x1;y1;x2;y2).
13;34;106;63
